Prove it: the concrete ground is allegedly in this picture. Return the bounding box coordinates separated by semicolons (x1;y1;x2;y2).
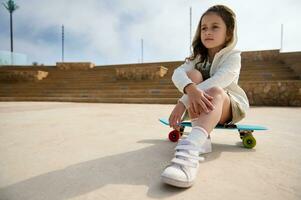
0;102;300;200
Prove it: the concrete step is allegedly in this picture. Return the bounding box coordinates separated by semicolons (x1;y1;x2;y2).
0;96;178;104
0;80;173;85
0;84;177;90
0;88;181;96
46;76;116;80
41;79;172;84
241;61;283;65
0;92;182;98
240;72;298;76
241;66;291;71
239;74;299;80
241;68;293;73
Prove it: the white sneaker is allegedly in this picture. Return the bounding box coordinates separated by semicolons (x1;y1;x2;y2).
161;138;211;188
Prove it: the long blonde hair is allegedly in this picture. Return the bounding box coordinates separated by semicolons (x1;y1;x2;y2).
187;5;236;64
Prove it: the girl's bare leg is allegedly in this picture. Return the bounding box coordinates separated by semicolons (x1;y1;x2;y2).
188;86;232;134
186;69;232;133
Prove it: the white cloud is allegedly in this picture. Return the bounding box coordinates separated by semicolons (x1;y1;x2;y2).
0;0;300;65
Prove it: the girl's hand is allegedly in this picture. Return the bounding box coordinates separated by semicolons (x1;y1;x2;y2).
185;84;215;114
169;102;186;129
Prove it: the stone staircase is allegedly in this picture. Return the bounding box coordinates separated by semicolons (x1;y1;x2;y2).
0;50;300;106
239;50;301;106
0;63;179;104
240;62;299;80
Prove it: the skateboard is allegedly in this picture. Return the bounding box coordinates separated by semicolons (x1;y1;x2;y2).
159;118;268;149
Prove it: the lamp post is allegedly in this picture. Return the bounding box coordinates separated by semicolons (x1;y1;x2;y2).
3;0;19;65
141;38;143;63
190;7;192;54
280;24;284;52
62;25;64;62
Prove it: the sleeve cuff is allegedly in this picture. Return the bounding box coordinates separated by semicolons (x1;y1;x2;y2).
178;95;189;108
177;79;194;94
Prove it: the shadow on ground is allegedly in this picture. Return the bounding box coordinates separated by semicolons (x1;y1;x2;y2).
0;139;254;200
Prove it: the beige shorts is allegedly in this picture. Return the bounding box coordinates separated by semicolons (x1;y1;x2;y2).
226;91;246;125
181;91;246;125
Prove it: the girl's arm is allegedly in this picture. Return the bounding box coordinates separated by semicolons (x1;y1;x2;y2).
168;101;186;129
179;52;241;108
171;59;196;93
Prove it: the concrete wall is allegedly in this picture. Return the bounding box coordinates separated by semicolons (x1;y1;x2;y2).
241;49;280;62
279;52;301;78
241;80;301;106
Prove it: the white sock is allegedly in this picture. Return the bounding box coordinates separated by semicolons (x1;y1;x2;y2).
186;125;209;146
191;118;209;137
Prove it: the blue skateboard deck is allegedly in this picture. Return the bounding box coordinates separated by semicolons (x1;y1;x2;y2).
159;118;268;148
159;118;267;131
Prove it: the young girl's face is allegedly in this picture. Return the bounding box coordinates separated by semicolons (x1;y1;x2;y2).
200;12;228;51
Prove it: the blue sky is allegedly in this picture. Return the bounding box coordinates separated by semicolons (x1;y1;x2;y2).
0;0;301;65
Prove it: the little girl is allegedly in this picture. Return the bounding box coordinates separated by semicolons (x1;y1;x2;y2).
161;5;249;188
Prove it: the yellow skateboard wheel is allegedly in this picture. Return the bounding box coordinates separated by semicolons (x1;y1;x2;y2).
242;134;256;149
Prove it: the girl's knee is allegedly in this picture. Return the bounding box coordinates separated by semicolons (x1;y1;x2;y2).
206;87;227;100
186;69;203;84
